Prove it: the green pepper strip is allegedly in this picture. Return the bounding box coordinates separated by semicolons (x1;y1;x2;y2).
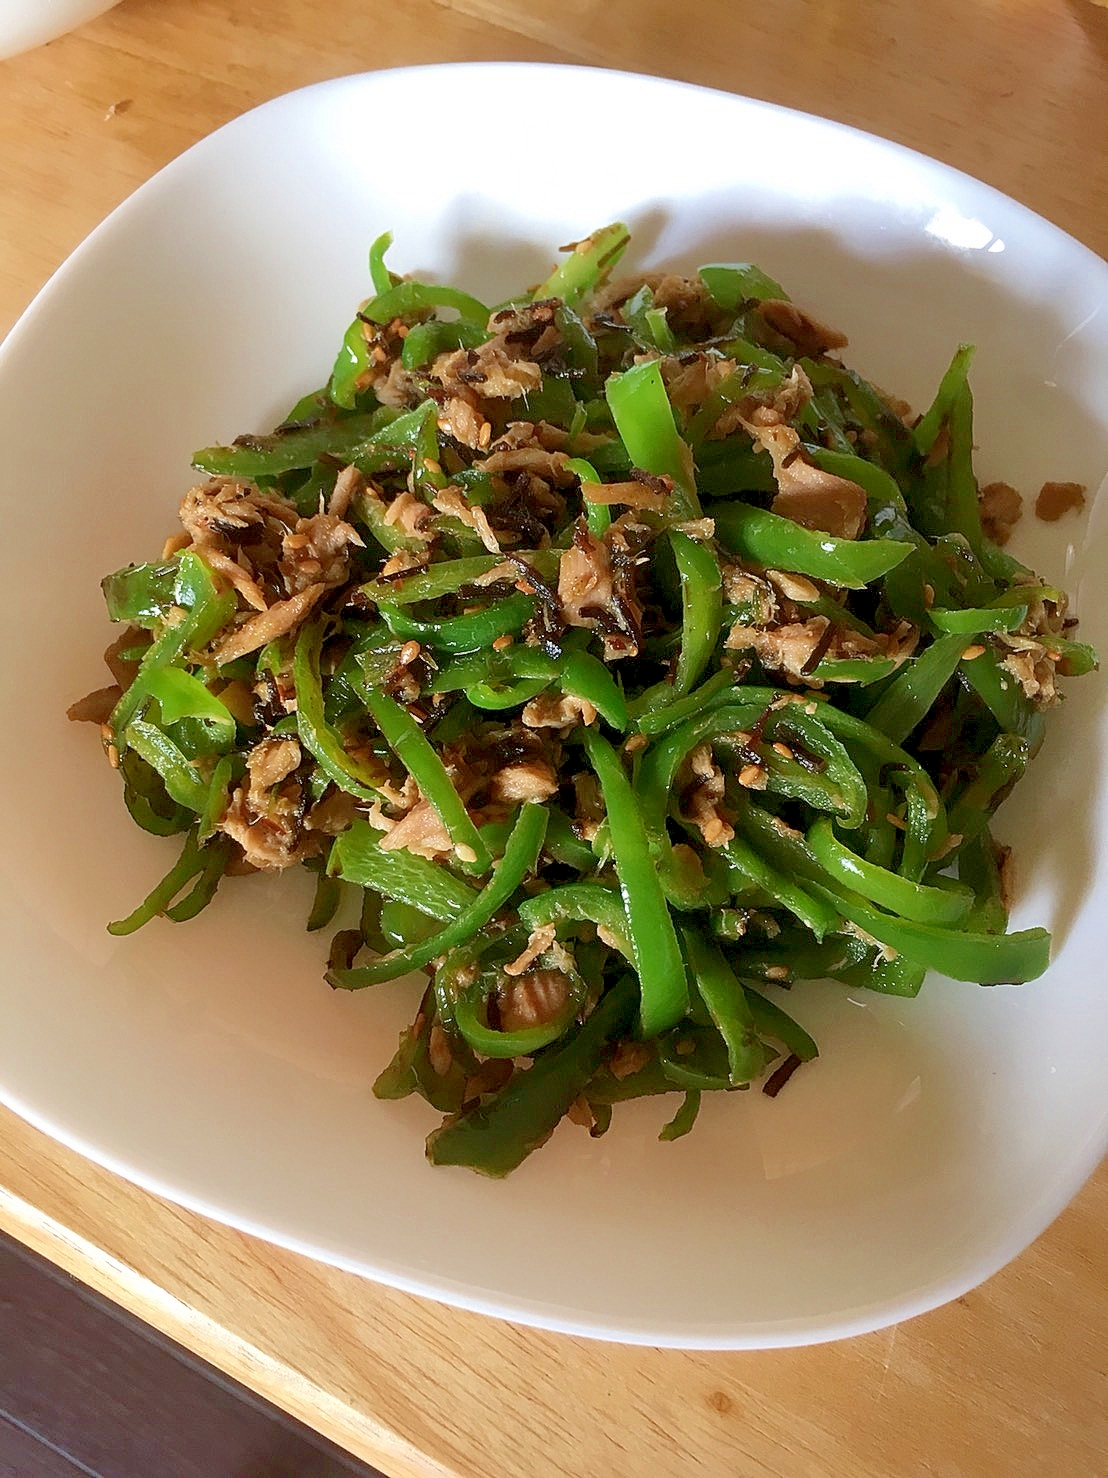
374;987;469;1115
429;652;507;696
293;623;388;803
330;819;477;919
196;753;234;842
659;1091;702;1141
585;1049;674;1108
805;446;909;521
717;926;867;982
367;231;394;293
636;698;867;841
123;719;209;813
894;776;934;881
377;593;535;654
802;360;916;479
448;932;589;1058
145;667;237;750
360;279;490;328
193;409;384;477
864;632;968;745
602;357;715;715
621;284;677;353
645;305;676;353
634;669;736;736
351;400;444;488
351;490;424;557
930;604;1028;635
379;899;451;949
946;734;1031;846
808;702;945;835
737;797;1047;981
959;829;1009;935
506;649;627;730
835;952;928;998
328;317;371;408
471;676;550;711
426;974;638;1177
537;810;596;873
561;651;629;729
756;704;870;828
810;881;1050;984
277;384;332;427
606;358;699;517
359;687;490;872
640;681;942;837
671;532;723;696
698;262;787;307
360;555;508;605
430;643;627;729
110;552;237;738
165;836;233;923
732;793;887;915
328;803;549;989
680;927;773;1085
741;987;819;1062
120;752;191;837
582;731;689;1036
307;865;343;933
718;333;789;375
913;344;975;456
958;648;1046;751
635;701;765;840
657;842;732;913
107;829;205;936
401;319;488;370
564;456;610;536
946;381;991;557
806;818;972;925
1053;636;1098;677
102;559;179;626
517;881;634;960
695;440;777;500
657;1022;735;1090
554;303;601;397
453;994;573;1059
711;503;914;589
722;833;840;940
534;222;630;306
808;656;898;686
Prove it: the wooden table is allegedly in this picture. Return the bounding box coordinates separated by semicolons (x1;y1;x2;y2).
2;4;1106;1475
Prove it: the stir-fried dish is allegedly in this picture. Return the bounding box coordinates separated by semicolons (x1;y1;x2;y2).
72;225;1095;1174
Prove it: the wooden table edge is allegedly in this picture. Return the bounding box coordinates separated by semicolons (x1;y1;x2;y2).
0;1176;441;1478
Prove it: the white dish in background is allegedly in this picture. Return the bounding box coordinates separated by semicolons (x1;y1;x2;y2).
0;0;119;61
0;64;1104;1349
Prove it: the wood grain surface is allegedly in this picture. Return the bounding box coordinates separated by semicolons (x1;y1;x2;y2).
1;3;1106;1476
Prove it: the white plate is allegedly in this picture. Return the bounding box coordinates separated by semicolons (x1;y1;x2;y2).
1;64;1105;1349
0;0;119;60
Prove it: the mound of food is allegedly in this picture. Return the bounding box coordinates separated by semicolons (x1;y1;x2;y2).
73;225;1093;1173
